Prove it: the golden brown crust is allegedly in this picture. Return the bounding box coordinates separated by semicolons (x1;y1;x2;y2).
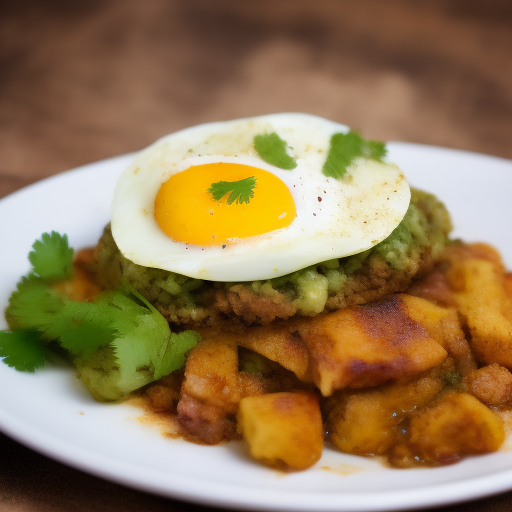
214;284;297;324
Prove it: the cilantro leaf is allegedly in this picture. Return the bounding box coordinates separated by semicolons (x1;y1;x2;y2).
208;177;257;205
363;139;387;161
0;329;46;372
42;299;116;358
322;130;388;180
158;331;201;379
29;232;74;281
253;132;297;170
75;288;201;400
111;286;200;380
5;275;65;330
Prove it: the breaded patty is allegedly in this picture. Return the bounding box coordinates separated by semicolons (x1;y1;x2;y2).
91;189;452;327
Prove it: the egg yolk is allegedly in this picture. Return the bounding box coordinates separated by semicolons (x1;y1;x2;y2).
154;162;296;246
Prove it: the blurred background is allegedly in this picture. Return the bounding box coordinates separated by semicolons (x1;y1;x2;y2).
1;0;511;200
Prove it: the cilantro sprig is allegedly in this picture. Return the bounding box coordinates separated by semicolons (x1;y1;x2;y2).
253;132;297;170
322;130;387;180
29;231;74;281
208;176;257;205
0;232;200;400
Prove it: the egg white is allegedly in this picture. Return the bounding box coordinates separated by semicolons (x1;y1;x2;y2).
111;113;411;281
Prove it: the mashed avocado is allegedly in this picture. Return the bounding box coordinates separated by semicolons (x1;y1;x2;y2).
92;189;452;326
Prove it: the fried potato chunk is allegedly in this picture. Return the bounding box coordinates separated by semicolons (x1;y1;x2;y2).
327;374;444;456
177;338;240;444
296;295;447;395
237;391;323;470
180;338;240;412
410;393;505;464
463;363;512;406
399;294;476;376
219;325;312;382
447;258;512;367
409;392;505;464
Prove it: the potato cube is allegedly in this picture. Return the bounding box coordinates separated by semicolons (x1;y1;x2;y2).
237;391;323;470
181;338;240;413
328;375;444;456
177;339;241;444
409;392;505;464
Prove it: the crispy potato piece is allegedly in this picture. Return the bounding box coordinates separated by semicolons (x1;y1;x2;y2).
145;373;182;412
463;363;512;406
196;326;312;383
231;326;311;382
146;385;176;412
504;273;512;296
177;395;237;445
328;374;444;456
237;391;323;470
406;270;456;307
177;338;240;444
504;272;512;323
296;295;447;395
447;259;512;367
400;294;476;376
442;243;505;275
180;338;240;413
409;392;505;464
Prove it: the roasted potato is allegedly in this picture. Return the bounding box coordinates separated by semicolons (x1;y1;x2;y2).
296;295;447;395
408;392;505;464
400;293;476;376
237;391;323;470
328;374;444;456
447;258;512;367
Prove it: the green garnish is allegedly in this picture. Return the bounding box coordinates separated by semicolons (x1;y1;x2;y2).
322;130;387;179
208;176;257;205
253;132;297;170
0;232;200;401
0;329;45;372
29;231;74;281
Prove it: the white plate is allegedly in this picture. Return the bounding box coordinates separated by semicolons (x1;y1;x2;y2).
1;144;512;512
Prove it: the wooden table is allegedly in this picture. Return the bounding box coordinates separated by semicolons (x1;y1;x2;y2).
1;1;512;510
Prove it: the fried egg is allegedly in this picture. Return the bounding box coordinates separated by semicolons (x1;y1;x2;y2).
111;113;410;281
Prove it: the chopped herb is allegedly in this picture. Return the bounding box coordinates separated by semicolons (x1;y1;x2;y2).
322;130;387;180
208;176;257;205
253;132;297;170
